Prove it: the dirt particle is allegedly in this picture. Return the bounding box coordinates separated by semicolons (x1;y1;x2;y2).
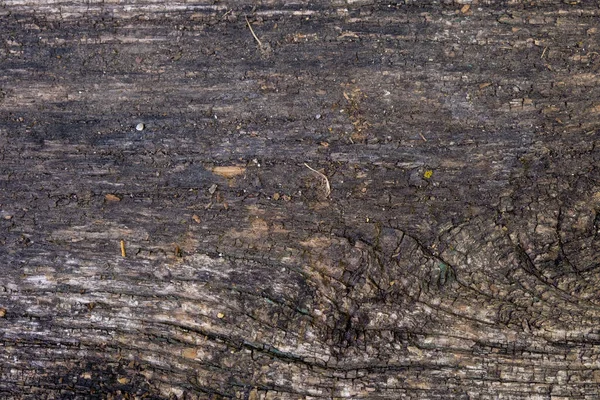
117;377;129;384
272;193;280;201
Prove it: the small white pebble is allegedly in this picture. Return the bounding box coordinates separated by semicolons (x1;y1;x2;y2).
136;123;145;131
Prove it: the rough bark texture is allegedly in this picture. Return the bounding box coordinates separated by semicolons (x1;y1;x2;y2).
1;0;600;398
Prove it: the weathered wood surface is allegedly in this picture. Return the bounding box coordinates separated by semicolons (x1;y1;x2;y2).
1;0;600;398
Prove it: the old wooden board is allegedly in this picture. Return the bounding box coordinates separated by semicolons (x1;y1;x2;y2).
1;0;600;398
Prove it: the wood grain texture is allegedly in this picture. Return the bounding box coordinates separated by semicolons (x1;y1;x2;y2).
1;1;600;398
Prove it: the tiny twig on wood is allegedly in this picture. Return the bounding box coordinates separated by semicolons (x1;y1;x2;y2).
120;240;126;257
245;16;263;48
304;163;331;197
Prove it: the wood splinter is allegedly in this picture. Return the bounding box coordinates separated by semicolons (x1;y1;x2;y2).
245;16;263;48
120;240;126;258
304;163;331;197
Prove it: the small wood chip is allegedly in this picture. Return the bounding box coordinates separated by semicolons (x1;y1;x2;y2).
120;240;126;257
117;377;129;384
217;312;225;319
272;193;280;201
105;194;121;202
192;214;201;223
461;4;470;13
0;308;6;318
212;166;246;178
182;348;198;359
249;388;259;400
